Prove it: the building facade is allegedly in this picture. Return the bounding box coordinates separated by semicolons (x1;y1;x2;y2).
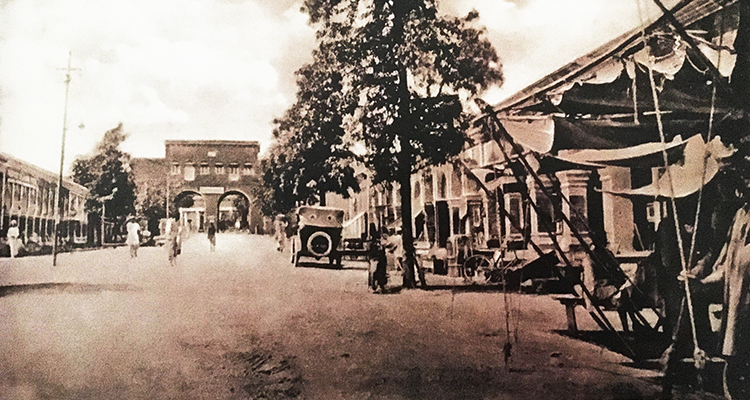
132;140;263;234
0;152;89;251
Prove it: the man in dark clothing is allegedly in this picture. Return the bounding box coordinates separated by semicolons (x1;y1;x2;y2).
207;221;217;252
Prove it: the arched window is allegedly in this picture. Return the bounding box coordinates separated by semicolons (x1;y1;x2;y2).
437;173;447;199
423;170;434;202
451;168;462;198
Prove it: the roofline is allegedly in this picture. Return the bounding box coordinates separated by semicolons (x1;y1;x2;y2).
493;0;734;113
0;152;87;192
165;140;260;147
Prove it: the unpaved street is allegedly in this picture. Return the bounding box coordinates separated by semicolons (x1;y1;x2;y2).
0;233;713;399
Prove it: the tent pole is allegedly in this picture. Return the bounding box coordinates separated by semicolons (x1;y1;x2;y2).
486;113;659;331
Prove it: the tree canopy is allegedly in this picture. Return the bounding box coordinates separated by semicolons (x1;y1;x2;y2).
71;123;137;224
260;49;361;214
290;0;502;285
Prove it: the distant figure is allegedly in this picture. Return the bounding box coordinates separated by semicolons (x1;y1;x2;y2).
125;217;141;258
6;219;20;258
701;202;750;399
369;232;388;293
166;218;183;266
274;214;288;252
207;221;217;252
384;229;403;271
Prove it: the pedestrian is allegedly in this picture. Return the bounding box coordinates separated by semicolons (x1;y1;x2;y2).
125;216;141;258
166;218;183;266
274;214;288;252
369;230;388;293
654;199;716;394
6;219;20;258
700;202;750;399
207;220;216;252
385;228;403;271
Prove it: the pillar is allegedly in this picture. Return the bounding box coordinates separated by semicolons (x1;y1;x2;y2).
203;193;221;225
599;166;635;253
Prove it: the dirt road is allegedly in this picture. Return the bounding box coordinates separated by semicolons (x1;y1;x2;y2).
0;234;720;399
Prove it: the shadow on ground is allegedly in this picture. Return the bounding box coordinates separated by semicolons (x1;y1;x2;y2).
0;282;141;298
556;329;728;397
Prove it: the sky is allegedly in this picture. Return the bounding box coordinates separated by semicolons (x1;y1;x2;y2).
0;0;669;173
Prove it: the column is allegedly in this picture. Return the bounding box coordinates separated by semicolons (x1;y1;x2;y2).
599;166;635;253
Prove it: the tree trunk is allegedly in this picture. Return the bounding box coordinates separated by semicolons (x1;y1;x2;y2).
399;163;417;288
732;0;750;114
392;2;418;289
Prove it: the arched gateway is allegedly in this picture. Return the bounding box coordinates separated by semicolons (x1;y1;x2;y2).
131;140;263;234
166;140;262;233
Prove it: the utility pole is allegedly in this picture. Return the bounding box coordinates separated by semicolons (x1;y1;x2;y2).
52;51;80;266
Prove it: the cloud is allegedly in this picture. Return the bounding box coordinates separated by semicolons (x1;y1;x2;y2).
0;0;314;171
0;0;678;173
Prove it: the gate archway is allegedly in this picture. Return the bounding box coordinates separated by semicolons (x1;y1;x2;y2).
172;190;205;232
216;190;250;232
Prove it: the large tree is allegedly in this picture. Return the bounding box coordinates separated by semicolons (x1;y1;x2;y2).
260;52;360;215
300;0;503;287
71;123;137;243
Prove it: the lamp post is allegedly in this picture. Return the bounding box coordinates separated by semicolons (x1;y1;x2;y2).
99;188;117;246
52;51;80;266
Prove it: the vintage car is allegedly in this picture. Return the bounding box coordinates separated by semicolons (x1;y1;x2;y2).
292;205;345;268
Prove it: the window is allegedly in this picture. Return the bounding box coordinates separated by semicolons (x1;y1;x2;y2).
570;195;588;233
451;169;462;198
200;163;210;175
242;163;254;175
452;207;460;234
437;173;447;199
413;181;421;200
228;163;239;180
214;163;224;175
536;190;562;234
171;163;180;175
423;170;434;202
505;192;524;236
183;164;196;181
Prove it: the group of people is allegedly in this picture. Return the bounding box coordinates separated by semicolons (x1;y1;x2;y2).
127;216;216;265
368;226;425;293
638;182;750;399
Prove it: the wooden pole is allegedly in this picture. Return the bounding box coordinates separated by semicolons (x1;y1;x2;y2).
52;52;79;266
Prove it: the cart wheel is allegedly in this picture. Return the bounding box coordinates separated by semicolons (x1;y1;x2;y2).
463;255;492;283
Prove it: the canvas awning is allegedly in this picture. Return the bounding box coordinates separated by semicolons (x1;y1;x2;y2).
554;135;688;168
600;135;735;198
482;0;740;158
493;0;736;114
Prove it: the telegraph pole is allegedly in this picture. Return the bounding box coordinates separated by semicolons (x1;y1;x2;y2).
52;51;80;266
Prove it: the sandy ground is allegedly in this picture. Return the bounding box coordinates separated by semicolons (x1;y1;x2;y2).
0;233;725;399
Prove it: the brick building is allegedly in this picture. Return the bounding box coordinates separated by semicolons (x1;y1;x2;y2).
131;140;263;234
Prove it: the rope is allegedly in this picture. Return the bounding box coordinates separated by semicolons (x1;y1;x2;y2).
638;0;704;370
500;250;512;369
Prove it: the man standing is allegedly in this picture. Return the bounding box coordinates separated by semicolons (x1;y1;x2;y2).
274;214;288;252
701;203;750;399
125;217;141;258
6;219;20;258
207;220;217;252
